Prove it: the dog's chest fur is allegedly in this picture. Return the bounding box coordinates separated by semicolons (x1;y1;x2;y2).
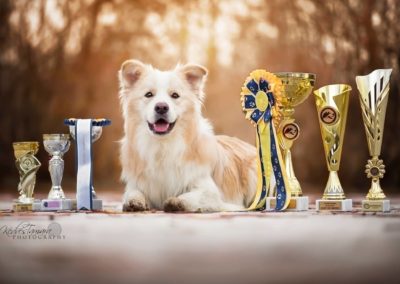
133;133;211;208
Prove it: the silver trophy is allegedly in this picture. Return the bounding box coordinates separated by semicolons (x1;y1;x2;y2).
41;134;73;210
66;118;110;210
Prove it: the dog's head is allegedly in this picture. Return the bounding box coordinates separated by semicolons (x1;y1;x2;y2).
119;60;208;136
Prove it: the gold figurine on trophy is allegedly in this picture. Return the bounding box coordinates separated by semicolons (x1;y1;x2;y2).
273;72;316;211
314;84;353;211
356;69;392;212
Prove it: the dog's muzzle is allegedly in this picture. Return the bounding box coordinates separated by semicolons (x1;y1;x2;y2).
148;103;176;135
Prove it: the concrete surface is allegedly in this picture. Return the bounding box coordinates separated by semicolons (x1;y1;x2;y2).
1;193;400;284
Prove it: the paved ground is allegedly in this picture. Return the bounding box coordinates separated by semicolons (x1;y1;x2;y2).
1;193;400;284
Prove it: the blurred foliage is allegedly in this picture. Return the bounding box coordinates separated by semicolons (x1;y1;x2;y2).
1;0;399;193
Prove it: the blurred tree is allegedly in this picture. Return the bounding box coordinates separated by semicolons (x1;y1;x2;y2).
0;0;399;192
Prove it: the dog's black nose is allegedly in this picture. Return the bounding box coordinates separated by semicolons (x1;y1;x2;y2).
155;102;169;114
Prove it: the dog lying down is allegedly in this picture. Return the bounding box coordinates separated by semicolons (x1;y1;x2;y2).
119;60;257;212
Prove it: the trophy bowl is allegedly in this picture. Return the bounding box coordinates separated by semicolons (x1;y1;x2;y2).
275;72;316;109
13;141;39;159
43;134;70;156
68;125;103;142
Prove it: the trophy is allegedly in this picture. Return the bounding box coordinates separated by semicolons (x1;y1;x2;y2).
356;69;392;212
314;84;353;211
41;134;73;211
65;118;111;211
12;141;41;211
266;72;316;211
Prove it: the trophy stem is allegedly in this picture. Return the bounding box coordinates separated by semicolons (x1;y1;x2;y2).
278;108;303;198
48;154;66;199
367;178;385;200
322;171;346;200
283;149;302;197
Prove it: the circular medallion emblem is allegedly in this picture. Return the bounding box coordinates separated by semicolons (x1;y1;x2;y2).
282;123;300;140
320;107;338;125
20;155;35;171
369;167;380;178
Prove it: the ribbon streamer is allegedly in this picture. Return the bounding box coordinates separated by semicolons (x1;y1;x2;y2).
75;119;93;210
241;70;291;211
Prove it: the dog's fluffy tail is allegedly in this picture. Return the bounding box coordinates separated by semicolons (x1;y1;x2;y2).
213;135;257;208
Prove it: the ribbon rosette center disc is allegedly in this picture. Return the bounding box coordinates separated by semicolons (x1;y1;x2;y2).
255;90;269;112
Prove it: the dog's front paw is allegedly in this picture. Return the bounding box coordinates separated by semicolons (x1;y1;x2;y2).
163;197;187;212
123;199;148;212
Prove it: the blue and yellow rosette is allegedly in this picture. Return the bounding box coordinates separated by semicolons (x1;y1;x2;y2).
241;70;291;211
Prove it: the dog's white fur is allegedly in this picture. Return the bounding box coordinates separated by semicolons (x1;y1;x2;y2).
118;59;257;212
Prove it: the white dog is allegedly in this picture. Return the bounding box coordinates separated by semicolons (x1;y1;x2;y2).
118;59;257;212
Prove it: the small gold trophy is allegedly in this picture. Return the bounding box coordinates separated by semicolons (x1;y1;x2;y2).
12;141;41;212
269;72;316;211
314;84;353;211
356;69;392;212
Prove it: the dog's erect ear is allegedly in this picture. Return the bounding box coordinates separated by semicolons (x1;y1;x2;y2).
119;60;145;88
179;64;208;93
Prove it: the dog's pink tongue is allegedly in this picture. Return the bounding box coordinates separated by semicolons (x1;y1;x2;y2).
154;121;169;132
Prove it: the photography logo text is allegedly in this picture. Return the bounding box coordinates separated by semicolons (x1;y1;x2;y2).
0;222;66;240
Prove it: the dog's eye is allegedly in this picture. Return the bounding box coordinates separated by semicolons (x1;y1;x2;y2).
144;92;153;98
171;92;180;99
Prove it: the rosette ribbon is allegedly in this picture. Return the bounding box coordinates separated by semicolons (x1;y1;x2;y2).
241;70;291;211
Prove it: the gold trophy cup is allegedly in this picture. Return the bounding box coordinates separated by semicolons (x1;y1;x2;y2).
356;69;392;212
12;141;41;211
267;72;316;211
314;84;353;211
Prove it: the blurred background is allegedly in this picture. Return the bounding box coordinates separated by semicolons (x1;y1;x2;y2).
0;0;399;196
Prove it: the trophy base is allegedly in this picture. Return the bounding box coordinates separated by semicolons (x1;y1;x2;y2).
362;199;390;212
72;199;103;211
92;199;103;211
316;199;353;211
12;200;42;212
13;203;32;212
41;199;74;211
265;196;309;211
